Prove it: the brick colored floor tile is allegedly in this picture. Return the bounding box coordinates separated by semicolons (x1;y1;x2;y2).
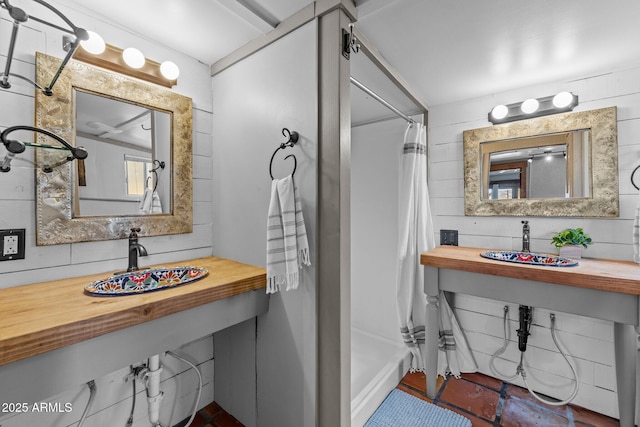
190;411;208;426
504;383;568;415
213;411;244;427
462;372;503;392
571;405;620;427
500;397;570;427
439;377;500;421
401;370;426;391
202;402;224;419
437;402;494;427
175;408;212;427
397;383;433;403
400;370;444;394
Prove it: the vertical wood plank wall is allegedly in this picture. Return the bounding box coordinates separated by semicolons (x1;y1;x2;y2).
428;65;640;420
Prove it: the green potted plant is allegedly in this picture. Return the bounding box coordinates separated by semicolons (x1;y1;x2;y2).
551;228;593;259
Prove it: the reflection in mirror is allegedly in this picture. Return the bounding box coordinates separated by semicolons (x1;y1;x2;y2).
463;107;618;217
481;130;591;200
74;91;171;216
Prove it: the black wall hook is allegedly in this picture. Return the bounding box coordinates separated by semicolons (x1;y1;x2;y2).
281;128;299;147
269;128;299;179
147;159;165;191
632;164;640;190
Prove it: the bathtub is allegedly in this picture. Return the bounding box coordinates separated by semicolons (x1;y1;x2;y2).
351;327;411;427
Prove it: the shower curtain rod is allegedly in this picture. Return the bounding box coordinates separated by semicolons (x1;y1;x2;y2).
350;76;416;124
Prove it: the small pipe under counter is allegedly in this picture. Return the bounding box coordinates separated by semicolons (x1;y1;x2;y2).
0;256;268;404
421;246;640;427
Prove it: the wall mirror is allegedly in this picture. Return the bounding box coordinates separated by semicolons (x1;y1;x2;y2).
35;52;193;245
463;106;618;217
75;91;172;217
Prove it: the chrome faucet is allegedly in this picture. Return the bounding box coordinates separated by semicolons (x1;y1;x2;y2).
127;227;148;272
521;220;530;252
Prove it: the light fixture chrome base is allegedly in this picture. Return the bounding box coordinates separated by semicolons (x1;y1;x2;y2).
489;92;579;125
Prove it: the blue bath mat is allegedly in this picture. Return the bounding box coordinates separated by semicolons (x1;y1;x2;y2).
365;389;471;427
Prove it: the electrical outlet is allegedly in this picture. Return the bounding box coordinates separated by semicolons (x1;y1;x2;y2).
0;229;25;261
4;235;18;255
440;229;459;246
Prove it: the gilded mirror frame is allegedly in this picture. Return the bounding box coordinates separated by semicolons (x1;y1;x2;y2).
35;52;193;245
463;106;618;217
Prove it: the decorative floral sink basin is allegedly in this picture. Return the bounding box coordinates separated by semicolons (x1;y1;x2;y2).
480;251;579;267
85;266;209;296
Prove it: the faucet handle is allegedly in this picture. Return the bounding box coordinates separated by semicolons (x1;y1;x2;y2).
130;227;141;237
521;220;528;225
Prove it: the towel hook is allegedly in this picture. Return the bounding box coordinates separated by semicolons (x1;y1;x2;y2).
148;160;165;191
282;128;299;146
269;128;299;179
632;165;640;190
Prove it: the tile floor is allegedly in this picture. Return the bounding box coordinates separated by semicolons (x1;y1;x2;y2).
179;371;621;427
399;371;620;427
175;401;243;427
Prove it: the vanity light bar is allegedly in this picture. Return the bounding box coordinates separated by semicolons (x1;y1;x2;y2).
489;92;579;125
72;43;178;88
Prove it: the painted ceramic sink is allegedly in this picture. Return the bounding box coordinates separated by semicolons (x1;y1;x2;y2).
84;266;209;296
480;251;579;267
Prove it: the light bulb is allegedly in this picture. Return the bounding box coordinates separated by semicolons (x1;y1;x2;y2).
553;92;573;108
80;31;105;55
521;98;539;114
491;105;508;120
160;61;180;80
122;47;145;69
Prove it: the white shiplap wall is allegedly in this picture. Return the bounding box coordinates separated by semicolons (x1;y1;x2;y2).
428;65;640;420
0;1;215;425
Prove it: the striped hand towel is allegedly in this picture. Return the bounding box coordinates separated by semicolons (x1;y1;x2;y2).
138;188;163;214
266;175;310;293
151;190;162;213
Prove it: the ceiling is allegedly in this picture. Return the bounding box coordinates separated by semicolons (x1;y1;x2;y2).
60;0;640;114
76;91;154;148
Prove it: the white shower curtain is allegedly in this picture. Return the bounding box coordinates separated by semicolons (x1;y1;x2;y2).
396;123;433;372
396;122;476;377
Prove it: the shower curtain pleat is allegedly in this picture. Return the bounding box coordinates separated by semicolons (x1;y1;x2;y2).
396;123;433;372
436;291;477;378
396;122;477;377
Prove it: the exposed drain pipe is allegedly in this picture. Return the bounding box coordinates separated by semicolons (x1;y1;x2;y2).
132;351;201;427
489;305;579;406
145;354;164;426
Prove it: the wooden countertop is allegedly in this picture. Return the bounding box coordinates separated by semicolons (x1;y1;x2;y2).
421;246;640;296
0;256;266;366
